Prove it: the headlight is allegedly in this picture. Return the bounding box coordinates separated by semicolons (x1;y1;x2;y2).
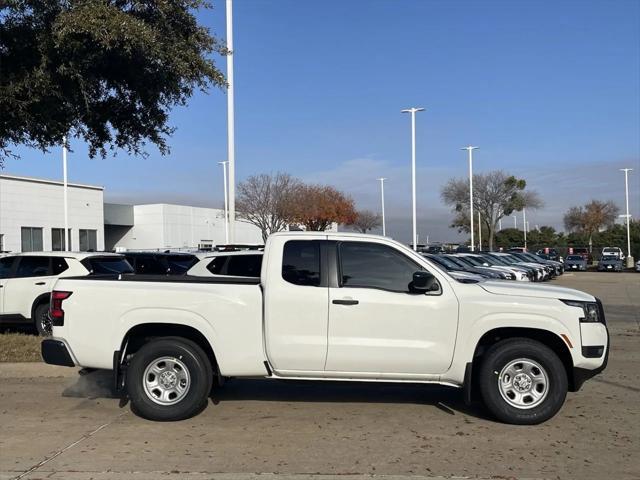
561;300;603;323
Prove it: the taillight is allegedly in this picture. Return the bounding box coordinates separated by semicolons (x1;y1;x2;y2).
50;291;72;324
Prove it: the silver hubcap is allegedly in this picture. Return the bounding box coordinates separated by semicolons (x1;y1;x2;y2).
498;358;549;409
143;356;191;405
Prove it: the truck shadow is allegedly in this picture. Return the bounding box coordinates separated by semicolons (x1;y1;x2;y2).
61;370;488;421
212;378;487;420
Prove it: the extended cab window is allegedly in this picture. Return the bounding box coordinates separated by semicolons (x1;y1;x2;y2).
282;241;321;286
339;242;419;292
227;255;262;277
206;256;227;275
15;256;50;277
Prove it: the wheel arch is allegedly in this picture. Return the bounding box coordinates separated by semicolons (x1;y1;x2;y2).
468;327;579;396
119;323;220;379
31;293;50;321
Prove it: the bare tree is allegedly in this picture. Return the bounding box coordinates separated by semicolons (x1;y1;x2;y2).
350;210;382;233
236;173;301;242
564;200;619;247
441;170;543;250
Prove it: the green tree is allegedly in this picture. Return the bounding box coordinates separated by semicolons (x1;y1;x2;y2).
0;0;226;164
441;170;542;250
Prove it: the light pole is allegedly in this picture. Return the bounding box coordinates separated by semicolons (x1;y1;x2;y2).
462;146;478;251
513;215;517;229
226;0;236;243
621;168;634;267
498;218;502;231
523;207;527;250
62;136;69;251
401;107;424;250
478;210;482;250
378;178;386;236
219;161;229;244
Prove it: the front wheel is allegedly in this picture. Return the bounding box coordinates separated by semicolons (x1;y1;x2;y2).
34;303;52;336
478;338;568;425
126;337;213;421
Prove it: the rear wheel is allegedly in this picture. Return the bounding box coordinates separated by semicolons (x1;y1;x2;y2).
126;337;213;421
478;338;568;425
34;303;52;337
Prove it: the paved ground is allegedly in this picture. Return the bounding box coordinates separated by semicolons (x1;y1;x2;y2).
1;272;638;480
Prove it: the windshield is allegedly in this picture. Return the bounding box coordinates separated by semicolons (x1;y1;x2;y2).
567;255;583;260
458;255;485;267
426;255;459;270
486;255;510;266
85;257;134;274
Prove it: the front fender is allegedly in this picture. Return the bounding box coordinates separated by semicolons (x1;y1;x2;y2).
443;296;579;384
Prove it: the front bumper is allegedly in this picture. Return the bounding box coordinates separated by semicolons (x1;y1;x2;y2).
572;299;609;391
41;339;76;367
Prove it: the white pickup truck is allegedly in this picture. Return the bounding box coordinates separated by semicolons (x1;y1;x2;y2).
42;232;609;424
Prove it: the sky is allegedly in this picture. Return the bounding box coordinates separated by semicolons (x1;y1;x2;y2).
3;0;640;243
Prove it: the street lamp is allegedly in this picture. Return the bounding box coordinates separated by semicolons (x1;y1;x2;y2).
226;0;236;243
462;146;478;251
478;210;482;251
523;207;527;250
401;107;425;250
620;168;634;267
218;161;229;244
62;136;69;251
378;178;386;236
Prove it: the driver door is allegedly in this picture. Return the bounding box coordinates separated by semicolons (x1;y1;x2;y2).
326;240;459;375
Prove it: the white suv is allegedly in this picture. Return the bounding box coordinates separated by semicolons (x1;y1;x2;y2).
0;252;132;335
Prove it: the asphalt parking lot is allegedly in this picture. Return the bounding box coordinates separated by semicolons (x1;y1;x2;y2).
1;272;638;480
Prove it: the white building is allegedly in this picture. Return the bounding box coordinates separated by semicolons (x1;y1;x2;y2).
0;174;105;252
105;203;263;251
1;174;337;253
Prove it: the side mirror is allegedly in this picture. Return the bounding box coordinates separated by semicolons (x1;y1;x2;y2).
411;271;439;293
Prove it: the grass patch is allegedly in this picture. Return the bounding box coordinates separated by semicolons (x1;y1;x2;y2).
0;333;42;362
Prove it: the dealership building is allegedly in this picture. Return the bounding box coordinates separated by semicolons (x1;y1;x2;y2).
0;174;264;253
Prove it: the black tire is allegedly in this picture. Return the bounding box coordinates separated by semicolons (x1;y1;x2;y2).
34;303;52;337
478;338;568;425
126;337;213;421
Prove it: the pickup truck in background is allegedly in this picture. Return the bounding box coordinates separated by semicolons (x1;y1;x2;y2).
42;232;609;425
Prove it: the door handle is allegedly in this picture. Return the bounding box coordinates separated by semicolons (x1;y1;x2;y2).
332;299;359;306
35;282;46;286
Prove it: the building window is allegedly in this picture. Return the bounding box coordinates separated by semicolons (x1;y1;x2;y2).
52;228;72;251
21;227;43;252
79;229;97;251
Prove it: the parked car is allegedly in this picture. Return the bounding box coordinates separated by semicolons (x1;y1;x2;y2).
510;252;560;278
0;252;133;335
598;257;624;272
636;259;640;272
570;247;592;263
486;252;546;281
189;251;263;278
462;253;534;281
44;232;609;424
124;252;198;275
600;247;625;261
537;249;562;262
565;255;588;271
422;253;497;281
439;254;513;280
